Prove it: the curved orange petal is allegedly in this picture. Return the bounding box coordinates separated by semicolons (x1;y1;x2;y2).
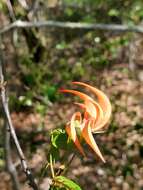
72;82;112;132
81;120;105;162
66;113;85;156
85;102;104;127
74;102;86;109
84;100;97;119
87;101;104;128
74;103;89;120
75;101;99;122
84;112;89;120
66;125;85;156
60;89;93;102
74;100;104;130
71;112;82;126
60;89;104;128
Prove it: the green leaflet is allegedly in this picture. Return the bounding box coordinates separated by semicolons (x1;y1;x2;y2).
51;129;73;150
54;176;82;190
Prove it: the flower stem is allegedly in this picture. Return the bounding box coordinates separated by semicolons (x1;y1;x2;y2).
50;154;55;178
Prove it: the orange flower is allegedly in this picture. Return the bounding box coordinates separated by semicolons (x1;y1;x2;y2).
60;82;112;162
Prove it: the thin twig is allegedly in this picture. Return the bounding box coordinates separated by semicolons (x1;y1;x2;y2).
0;49;39;190
6;0;16;21
4;122;21;190
0;35;20;190
60;153;76;176
17;0;29;10
1;20;143;35
6;0;19;48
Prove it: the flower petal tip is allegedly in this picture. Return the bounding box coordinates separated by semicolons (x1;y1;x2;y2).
72;81;81;84
59;89;67;93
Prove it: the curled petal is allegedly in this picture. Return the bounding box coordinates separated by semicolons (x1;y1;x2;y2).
74;102;86;109
84;111;89;120
75;100;104;130
74;102;92;121
71;112;82;126
60;89;93;102
60;89;104;129
66;113;85;156
82;120;105;162
84;100;97;119
72;82;112;132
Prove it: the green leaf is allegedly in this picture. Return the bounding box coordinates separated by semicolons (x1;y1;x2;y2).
50;186;66;190
49;129;75;162
54;176;82;190
51;129;68;149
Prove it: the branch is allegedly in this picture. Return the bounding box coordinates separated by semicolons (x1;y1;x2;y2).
0;49;39;190
4;122;21;190
1;20;143;34
6;0;16;21
0;34;20;190
17;0;29;10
